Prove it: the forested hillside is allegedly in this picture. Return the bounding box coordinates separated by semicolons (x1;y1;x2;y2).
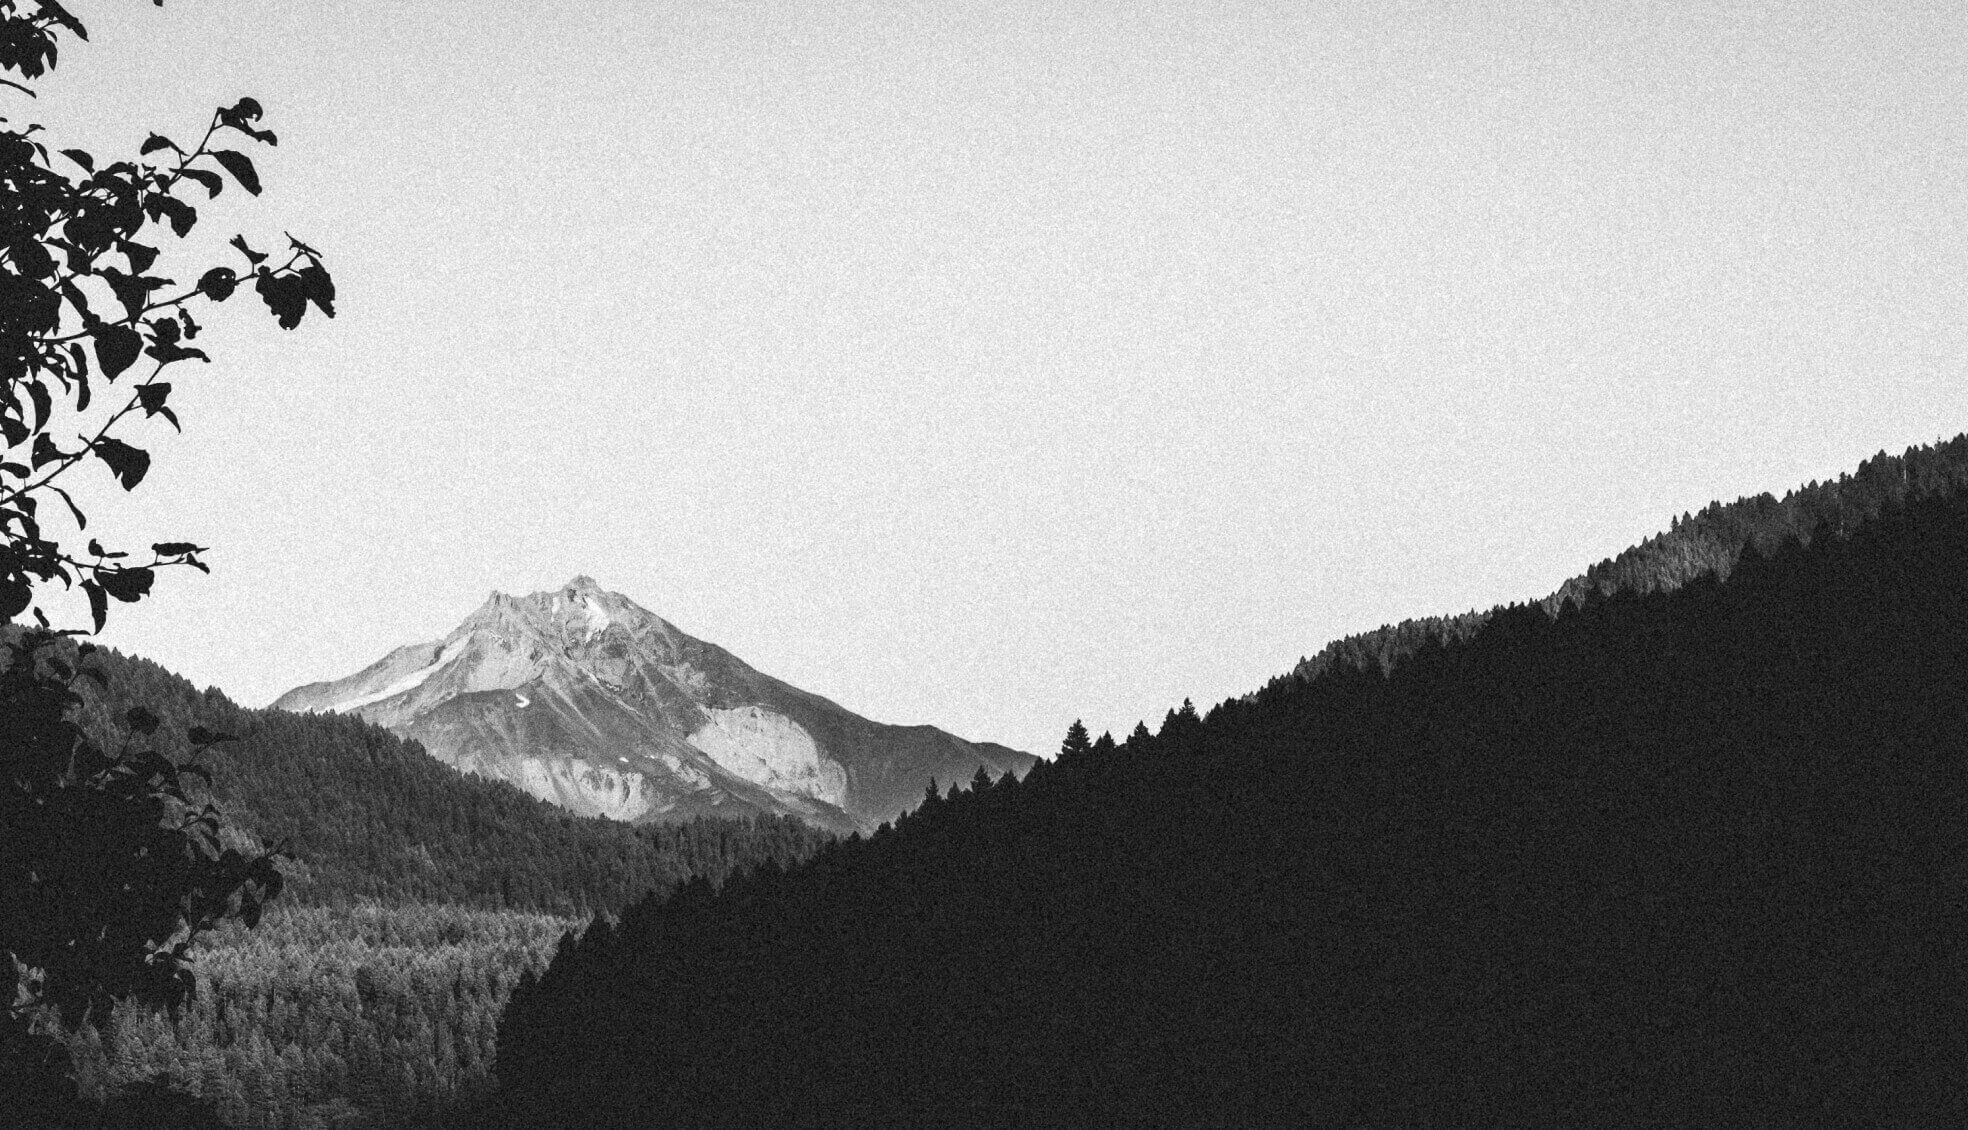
57;645;833;916
67;904;572;1129
491;486;1968;1125
12;640;835;1127
1278;432;1968;688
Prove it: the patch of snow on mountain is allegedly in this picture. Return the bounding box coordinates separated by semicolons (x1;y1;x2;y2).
687;707;847;807
330;636;469;713
581;596;611;638
514;693;530;708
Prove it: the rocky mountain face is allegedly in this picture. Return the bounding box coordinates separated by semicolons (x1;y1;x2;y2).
272;577;1034;833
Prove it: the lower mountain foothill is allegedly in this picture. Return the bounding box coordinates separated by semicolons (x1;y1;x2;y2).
487;487;1968;1126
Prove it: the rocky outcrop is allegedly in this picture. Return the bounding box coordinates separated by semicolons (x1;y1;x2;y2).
273;577;1034;832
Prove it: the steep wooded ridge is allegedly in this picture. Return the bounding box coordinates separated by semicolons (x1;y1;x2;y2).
492;482;1968;1124
273;577;1034;834
1276;432;1968;691
52;645;833;918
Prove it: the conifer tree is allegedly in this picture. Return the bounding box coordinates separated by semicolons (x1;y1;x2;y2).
1059;720;1092;761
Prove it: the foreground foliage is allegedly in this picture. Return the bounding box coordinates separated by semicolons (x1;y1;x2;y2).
4;2;333;1117
495;485;1968;1125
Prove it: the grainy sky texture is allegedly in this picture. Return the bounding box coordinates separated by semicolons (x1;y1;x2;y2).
22;0;1968;756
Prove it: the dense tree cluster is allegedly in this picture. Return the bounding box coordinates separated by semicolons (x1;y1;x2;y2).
492;487;1968;1125
60;903;570;1129
1277;433;1968;690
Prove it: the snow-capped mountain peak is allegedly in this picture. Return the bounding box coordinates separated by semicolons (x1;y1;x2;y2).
273;579;1033;832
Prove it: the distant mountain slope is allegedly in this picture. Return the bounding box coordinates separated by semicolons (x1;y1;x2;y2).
50;642;833;917
274;577;1034;833
1275;433;1968;690
491;481;1968;1125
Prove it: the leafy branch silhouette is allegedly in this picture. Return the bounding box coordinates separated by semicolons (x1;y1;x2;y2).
1;3;321;1120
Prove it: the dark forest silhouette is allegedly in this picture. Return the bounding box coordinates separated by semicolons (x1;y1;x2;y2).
1279;435;1968;693
491;484;1968;1126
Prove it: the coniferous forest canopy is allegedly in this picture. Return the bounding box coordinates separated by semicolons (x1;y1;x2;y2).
1278;435;1968;690
488;447;1968;1126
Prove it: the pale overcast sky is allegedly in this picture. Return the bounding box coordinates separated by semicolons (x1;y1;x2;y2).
21;0;1968;756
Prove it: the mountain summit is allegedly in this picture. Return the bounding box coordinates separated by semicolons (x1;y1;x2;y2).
272;578;1033;832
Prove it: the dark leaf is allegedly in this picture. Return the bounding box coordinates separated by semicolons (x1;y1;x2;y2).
143;341;204;370
181;167;223;199
60;148;94;172
151;194;196;238
93;325;141;379
136;383;175;427
210;150;260;196
0;414;25;448
227;97;263;122
139;133;180;156
150;317;180;347
186;726;237;746
0;576;28;621
298;263;336;317
40;0;86;39
81;580;105;631
31;432;65;469
8;238;54;278
229;235;265;265
97;566;152;602
0;462;27;478
124;706;160;735
197;267;237;302
27;380;50;431
49;486;85;530
60;278;99;327
255;270;307;329
151;542;204;556
92;436;149;490
122;240;158;274
99;267;153;321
